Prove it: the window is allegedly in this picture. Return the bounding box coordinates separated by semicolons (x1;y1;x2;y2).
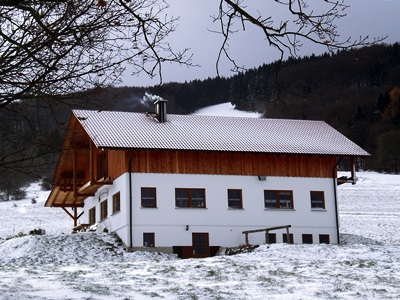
143;233;155;247
175;188;206;208
319;234;330;244
282;233;294;244
112;192;120;214
100;200;108;221
302;234;313;244
141;188;156;208
192;233;209;257
89;207;96;225
310;191;325;209
264;190;294;209
267;233;276;244
228;189;243;208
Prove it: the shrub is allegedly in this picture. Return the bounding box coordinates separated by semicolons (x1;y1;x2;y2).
29;228;45;235
10;189;27;200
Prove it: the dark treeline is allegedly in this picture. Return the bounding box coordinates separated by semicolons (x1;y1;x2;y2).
257;43;400;174
1;43;400;197
138;43;400;173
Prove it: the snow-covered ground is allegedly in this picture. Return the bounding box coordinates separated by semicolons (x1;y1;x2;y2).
0;171;399;299
193;102;262;118
1;104;399;299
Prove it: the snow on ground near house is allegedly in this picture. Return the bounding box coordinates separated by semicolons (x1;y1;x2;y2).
0;172;399;299
338;171;400;245
192;102;263;118
0;183;71;238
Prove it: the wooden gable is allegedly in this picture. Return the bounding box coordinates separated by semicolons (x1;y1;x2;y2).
45;114;125;208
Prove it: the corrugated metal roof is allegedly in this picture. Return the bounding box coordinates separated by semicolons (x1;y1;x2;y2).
72;110;370;156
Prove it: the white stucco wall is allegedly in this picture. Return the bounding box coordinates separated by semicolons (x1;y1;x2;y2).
84;172;338;248
83;174;130;243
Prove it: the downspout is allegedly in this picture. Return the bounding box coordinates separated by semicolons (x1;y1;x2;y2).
333;157;343;244
89;141;94;183
72;146;78;227
128;150;135;250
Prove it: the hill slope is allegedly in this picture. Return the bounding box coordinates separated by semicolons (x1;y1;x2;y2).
0;172;400;299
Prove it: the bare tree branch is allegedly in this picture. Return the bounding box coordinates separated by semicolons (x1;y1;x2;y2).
211;0;386;104
0;0;388;191
214;0;386;73
0;0;194;107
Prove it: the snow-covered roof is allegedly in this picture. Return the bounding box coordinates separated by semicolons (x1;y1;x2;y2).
72;109;369;156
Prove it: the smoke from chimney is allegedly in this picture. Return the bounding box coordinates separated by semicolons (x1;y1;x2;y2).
144;92;167;123
143;92;163;104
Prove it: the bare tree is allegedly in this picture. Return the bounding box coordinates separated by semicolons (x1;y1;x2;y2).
0;0;384;107
0;0;385;192
214;0;385;75
0;0;194;191
0;0;192;108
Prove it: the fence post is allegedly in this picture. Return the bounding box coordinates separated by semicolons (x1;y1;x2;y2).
286;227;290;243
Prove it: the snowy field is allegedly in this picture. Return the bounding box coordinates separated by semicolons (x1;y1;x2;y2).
0;104;400;299
192;102;262;118
0;171;399;300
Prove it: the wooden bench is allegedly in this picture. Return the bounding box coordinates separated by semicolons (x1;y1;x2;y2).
242;225;292;245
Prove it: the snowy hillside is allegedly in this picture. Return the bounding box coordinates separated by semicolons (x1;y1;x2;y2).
0;183;71;239
193;102;262;118
0;103;399;299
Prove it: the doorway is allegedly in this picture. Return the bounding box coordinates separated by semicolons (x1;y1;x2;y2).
192;233;209;258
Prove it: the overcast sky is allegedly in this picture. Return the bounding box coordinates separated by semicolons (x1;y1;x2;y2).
122;0;400;87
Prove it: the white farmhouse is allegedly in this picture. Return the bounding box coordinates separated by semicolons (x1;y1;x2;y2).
45;100;369;258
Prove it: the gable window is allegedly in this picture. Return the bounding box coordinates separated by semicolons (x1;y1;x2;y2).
100;200;108;221
141;188;157;208
112;192;121;214
175;188;206;208
264;190;294;209
143;233;155;247
89;207;96;225
310;191;325;209
227;189;243;209
97;151;108;180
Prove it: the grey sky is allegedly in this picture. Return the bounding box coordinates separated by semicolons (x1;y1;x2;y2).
122;0;400;87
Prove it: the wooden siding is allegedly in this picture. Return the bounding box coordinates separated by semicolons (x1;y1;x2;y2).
107;149;127;180
129;149;336;178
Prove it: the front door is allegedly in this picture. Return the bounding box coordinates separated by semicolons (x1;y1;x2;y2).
192;233;209;258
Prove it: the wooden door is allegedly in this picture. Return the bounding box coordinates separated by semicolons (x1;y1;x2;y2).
192;233;209;258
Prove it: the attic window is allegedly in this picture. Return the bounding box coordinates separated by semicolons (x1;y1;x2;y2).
97;151;108;180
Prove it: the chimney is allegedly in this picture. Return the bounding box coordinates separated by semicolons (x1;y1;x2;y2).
154;99;167;123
